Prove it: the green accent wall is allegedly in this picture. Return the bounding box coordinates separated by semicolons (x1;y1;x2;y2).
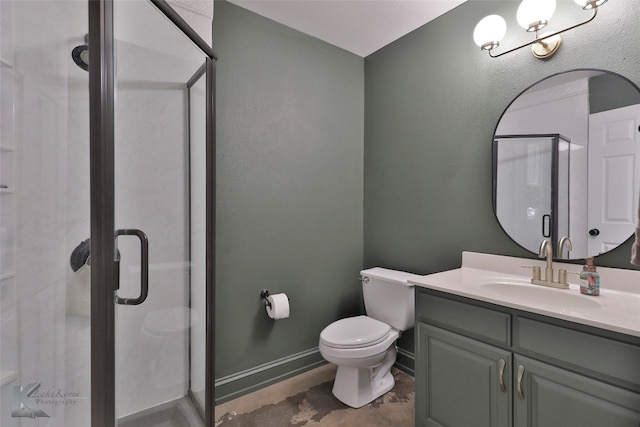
365;0;640;354
589;73;640;114
213;0;640;391
213;1;364;380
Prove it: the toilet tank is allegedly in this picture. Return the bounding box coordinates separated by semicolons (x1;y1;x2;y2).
361;267;420;331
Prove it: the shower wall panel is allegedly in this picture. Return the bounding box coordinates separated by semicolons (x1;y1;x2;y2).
1;1;92;426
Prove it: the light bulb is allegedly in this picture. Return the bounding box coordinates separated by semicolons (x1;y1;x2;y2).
473;15;507;50
517;0;556;32
573;0;607;9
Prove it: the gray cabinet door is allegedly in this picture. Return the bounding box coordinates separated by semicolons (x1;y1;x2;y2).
514;354;640;427
416;323;512;427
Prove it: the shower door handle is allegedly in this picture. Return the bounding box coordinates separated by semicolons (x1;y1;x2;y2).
115;229;149;305
541;214;551;238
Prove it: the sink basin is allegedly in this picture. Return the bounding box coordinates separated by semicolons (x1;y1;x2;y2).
478;281;602;310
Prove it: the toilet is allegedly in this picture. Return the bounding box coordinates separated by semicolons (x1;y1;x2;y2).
318;267;419;408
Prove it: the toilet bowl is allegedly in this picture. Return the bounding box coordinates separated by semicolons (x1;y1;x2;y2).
319;315;400;408
318;268;418;408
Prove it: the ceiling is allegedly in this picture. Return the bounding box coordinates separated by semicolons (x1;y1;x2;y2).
226;0;468;57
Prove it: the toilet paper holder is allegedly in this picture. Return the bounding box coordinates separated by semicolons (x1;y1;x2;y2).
260;289;290;308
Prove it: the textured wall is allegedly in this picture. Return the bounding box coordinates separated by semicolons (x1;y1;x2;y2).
211;0;640;383
364;0;640;353
590;72;640;113
213;1;364;379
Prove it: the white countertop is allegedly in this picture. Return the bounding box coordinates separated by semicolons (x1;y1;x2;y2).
409;252;640;337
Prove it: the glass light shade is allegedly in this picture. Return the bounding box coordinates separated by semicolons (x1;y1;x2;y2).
473;15;507;49
517;0;556;31
573;0;607;9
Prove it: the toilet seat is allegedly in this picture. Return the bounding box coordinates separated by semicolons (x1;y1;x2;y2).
319;329;399;361
320;315;391;349
319;315;399;361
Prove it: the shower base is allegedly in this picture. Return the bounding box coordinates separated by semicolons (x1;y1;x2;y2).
118;396;204;427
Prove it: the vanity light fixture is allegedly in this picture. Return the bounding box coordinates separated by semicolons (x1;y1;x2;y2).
473;0;608;59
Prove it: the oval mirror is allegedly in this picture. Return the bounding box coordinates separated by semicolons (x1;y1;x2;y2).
493;69;640;260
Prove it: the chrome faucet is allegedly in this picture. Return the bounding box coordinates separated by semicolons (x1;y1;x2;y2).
557;236;573;259
538;239;554;282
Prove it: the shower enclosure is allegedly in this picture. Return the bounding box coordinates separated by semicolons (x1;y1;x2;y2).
493;134;570;256
0;0;215;425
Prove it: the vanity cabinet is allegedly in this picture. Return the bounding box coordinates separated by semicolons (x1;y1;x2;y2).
514;355;640;427
415;288;640;427
417;323;512;427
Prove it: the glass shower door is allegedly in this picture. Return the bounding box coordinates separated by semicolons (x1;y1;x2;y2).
1;1;214;425
495;135;554;253
494;134;571;254
111;1;209;424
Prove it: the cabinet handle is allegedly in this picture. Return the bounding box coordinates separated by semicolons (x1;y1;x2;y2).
517;365;525;400
498;358;507;393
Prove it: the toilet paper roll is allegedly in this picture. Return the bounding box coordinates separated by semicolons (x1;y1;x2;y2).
266;293;290;319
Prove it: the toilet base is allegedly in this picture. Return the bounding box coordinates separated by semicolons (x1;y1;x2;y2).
331;346;397;408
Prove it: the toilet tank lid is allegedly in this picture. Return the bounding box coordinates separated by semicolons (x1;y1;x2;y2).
360;267;420;287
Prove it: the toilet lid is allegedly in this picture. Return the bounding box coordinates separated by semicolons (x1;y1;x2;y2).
320;315;391;349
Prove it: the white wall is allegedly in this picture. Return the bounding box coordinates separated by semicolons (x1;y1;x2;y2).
0;1;90;426
496;76;590;257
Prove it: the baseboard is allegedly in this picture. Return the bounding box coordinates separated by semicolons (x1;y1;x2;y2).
394;347;415;376
215;346;413;405
215;347;326;405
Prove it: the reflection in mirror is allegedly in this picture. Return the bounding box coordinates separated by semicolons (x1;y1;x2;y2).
493;69;640;260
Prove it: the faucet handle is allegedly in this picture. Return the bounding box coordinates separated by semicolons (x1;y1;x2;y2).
561;270;584;285
521;265;541;281
558;269;568;284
